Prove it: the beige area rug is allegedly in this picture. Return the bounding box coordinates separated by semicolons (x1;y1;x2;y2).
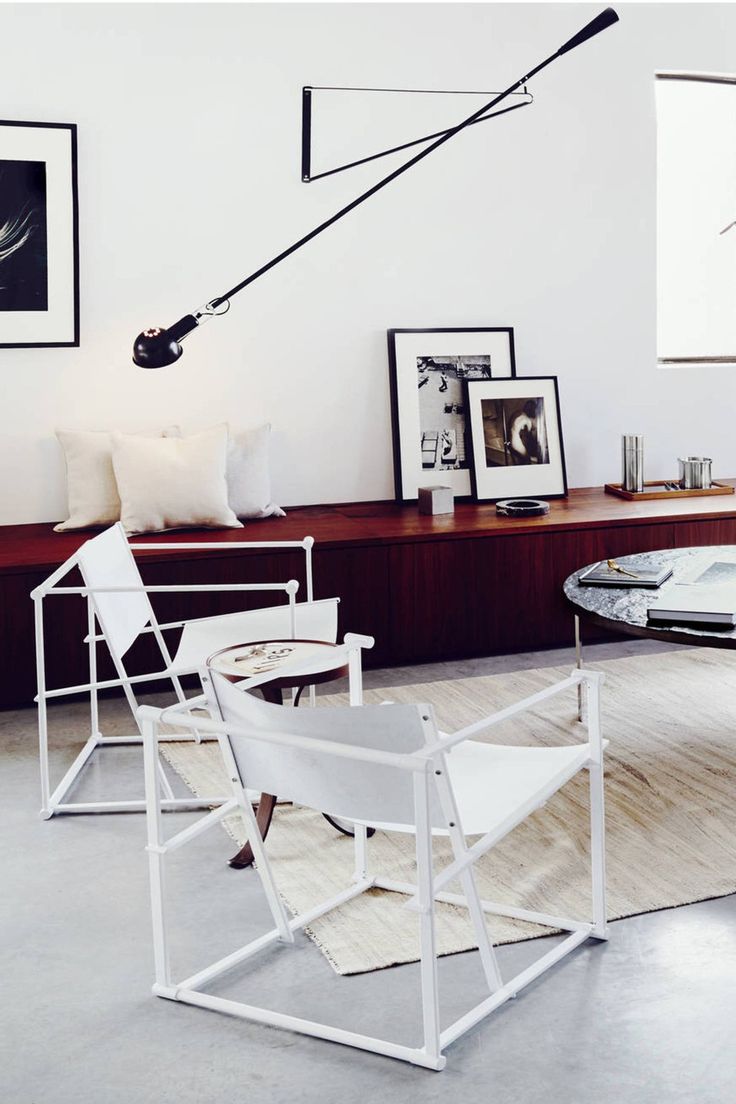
161;649;736;975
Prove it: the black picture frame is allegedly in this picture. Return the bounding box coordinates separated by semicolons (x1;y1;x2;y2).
465;375;568;502
387;327;517;502
0;119;79;348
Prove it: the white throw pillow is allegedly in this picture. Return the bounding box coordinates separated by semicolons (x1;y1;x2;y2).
227;424;285;519
54;426;179;532
112;423;243;535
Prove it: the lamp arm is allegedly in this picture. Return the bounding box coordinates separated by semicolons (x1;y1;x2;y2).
134;7;618;367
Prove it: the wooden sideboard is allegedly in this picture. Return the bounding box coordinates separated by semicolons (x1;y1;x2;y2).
3;484;736;709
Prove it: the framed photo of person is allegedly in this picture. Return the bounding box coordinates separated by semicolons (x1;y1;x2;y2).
0;120;79;348
387;327;516;501
465;375;567;501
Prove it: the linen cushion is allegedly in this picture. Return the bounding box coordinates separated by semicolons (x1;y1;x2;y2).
112;423;242;535
227;424;285;519
54;426;179;532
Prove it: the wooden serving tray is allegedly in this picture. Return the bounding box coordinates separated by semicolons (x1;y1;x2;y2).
605;480;735;501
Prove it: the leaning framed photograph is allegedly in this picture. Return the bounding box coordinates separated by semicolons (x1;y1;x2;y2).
388;327;516;501
465;375;567;501
0;120;79;348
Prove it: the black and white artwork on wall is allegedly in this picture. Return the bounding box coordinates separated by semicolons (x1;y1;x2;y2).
0;120;78;347
388;327;516;501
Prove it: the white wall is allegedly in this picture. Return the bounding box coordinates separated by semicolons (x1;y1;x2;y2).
2;1;736;524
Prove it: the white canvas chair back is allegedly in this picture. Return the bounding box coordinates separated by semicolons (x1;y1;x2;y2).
76;523;154;660
209;669;440;827
172;597;339;672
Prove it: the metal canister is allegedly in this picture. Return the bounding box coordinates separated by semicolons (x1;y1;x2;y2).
678;456;712;490
622;435;644;494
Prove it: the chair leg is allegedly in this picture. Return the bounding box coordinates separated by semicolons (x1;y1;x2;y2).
34;597;52;819
233;792;293;944
451;847;503;992
575;614;585;723
586;676;608;940
347;648;371;877
217;737;293;943
87;598;101;743
433;768;503;992
142;716;171;988
37;692;52;819
413;772;443;1067
589;760;608;939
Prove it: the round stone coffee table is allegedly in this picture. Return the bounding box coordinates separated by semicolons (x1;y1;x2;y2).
564;546;736;718
564;546;736;650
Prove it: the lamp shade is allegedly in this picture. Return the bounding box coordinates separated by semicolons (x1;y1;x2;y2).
132;312;202;367
132;327;184;369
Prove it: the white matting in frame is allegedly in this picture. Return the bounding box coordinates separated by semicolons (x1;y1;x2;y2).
388;327;516;501
0;120;79;347
466;375;567;501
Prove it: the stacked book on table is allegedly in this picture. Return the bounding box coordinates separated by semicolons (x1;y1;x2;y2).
579;561;672;589
646;559;736;627
647;584;736;628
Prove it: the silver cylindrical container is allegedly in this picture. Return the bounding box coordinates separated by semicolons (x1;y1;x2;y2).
622;434;644;493
678;456;712;489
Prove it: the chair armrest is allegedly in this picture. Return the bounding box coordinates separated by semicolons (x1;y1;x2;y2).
46;579;300;597
343;632;375;650
129;537;314;552
428;669;604;755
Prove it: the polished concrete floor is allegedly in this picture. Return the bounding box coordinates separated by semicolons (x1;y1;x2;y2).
3;639;736;1103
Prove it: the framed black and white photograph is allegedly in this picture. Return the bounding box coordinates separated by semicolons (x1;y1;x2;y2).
388;327;516;501
465;376;567;501
0;120;79;348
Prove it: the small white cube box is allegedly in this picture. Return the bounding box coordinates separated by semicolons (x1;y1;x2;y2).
418;485;454;516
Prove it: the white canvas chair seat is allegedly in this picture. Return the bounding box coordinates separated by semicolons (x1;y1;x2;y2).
32;522;338;820
213;678;596;836
140;661;608;1071
361;740;595;836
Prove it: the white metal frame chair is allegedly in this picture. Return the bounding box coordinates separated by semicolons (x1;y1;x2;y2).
32;523;340;819
140;658;607;1071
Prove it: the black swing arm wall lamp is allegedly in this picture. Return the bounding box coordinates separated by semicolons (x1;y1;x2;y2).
133;7;619;369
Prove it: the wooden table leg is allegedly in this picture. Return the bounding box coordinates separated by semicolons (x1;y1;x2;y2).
228;793;277;869
228;683;282;869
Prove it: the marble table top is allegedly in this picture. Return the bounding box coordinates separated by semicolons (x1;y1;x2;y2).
563;545;736;646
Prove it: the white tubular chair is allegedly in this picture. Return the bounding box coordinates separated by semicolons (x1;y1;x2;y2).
32;522;340;819
140;660;607;1071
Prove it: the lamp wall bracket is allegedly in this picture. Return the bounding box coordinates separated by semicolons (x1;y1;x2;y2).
301;84;534;183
